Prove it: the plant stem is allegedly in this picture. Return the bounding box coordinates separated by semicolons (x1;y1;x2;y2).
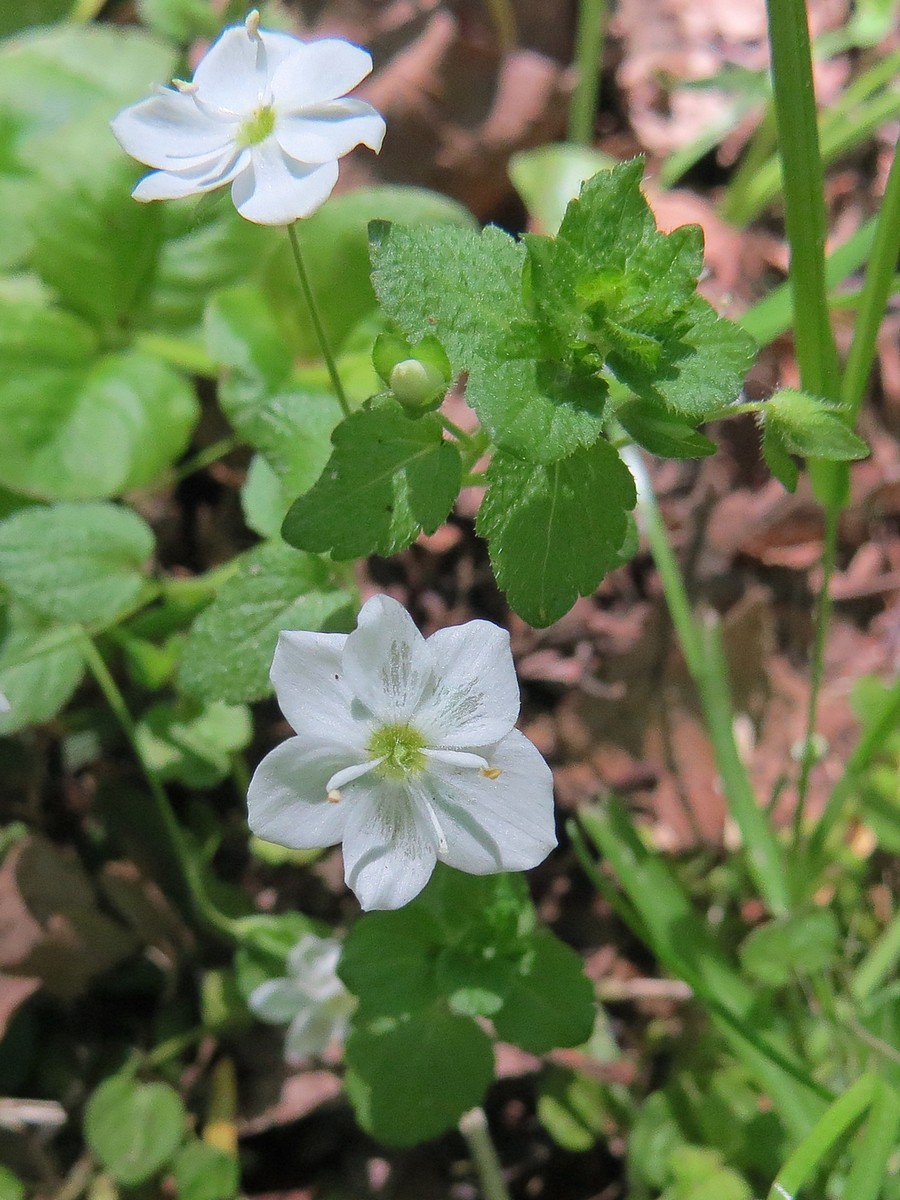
840;134;900;417
851;907;900;1005
287;223;350;418
79;632;237;943
622;447;790;915
484;0;517;52
173;435;242;484
569;0;607;146
458;1107;510;1200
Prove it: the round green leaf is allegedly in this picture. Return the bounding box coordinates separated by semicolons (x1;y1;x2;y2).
344;1009;494;1146
739;909;841;988
170;1140;240;1200
492;930;595;1054
0;603;85;733
0;502;154;627
84;1075;186;1186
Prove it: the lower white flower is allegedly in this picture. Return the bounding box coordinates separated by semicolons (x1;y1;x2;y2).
247;594;557;911
111;11;385;225
248;933;355;1062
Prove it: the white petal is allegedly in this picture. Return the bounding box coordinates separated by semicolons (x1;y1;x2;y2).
231;144;339;224
285;1006;337;1060
111;90;236;170
342;595;435;723
246;736;349;849
270;39;374;111
426;729;557;874
0;693;8;714
288;935;342;998
131;147;247;202
269;630;367;752
193;24;303;114
341;782;437;910
249;978;303;1023
275;99;385;162
417;621;520;749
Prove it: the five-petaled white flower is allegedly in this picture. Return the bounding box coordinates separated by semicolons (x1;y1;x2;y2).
247;594;557;911
248;933;355;1062
111;10;385;225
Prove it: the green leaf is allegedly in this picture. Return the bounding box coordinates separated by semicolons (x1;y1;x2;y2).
282;403;462;559
762;421;800;492
371;221;525;373
492;930;595;1054
616;400;716;458
0;604;85;732
170;1141;240;1200
763;388;870;461
339;906;445;1018
537;1066;608;1152
466;356;608;464
179;540;355;704
265;186;475;358
477;440;636;626
739;909;841;988
0;306;198;499
0;502;154;627
84;1074;185;1186
136;700;253;789
137;0;221;44
205;285;293;391
29;158;163;334
509;143;619;234
0;0;71;36
344;1008;494;1146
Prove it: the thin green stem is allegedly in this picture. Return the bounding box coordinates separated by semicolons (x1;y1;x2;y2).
458;1108;511;1200
791;502;839;853
287;223;350;418
622;447;790;915
483;0;517;52
852;908;900;1004
841;134;900;416
437;413;479;450
79;632;237;943
568;0;607;146
173;435;242;484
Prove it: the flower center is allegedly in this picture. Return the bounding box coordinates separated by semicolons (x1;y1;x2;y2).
367;722;427;780
238;105;276;147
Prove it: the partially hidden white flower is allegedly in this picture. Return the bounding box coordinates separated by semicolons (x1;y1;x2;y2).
248;933;355;1062
111;10;385;225
247;594;557;911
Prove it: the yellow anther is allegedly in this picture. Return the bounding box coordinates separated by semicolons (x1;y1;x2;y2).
245;9;261;38
172;78;198;94
480;767;502;780
327;789;342;804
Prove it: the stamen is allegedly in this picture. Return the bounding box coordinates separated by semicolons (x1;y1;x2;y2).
420;794;448;855
422;748;490;771
245;9;261;38
172;78;198;94
325;759;384;794
480;766;502;780
327;789;342;804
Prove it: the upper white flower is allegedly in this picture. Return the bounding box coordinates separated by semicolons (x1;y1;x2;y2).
111;10;385;225
247;594;557;911
248;933;355;1062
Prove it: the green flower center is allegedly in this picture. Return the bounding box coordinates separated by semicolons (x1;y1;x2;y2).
368;722;427;780
238;105;276;147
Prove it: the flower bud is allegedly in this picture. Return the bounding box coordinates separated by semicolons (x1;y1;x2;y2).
389;358;446;411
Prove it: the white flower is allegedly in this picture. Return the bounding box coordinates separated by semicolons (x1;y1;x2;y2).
111;10;385;225
247;594;557;911
248;933;355;1062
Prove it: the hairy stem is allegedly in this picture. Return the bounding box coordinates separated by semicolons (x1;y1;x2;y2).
287;223;351;418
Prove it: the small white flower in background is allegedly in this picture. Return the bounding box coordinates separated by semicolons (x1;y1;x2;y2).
111;10;385;225
248;933;355;1062
247;594;557;911
0;693;8;714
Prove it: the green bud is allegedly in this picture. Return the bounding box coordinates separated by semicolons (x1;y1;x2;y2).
389;358;446;411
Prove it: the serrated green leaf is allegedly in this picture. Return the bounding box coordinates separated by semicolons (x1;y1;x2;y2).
84;1074;185;1186
178;541;355;704
282;403;461;559
30;158;162;334
0;318;199;499
739;909;841;988
339;907;445;1018
136;699;252;789
477;440;636;626
371;221;525;372
265;186;475;357
170;1140;240;1200
344;1008;494;1146
0;502;153;627
764;389;870;461
0;605;85;732
617;400;716;458
492;930;595;1053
